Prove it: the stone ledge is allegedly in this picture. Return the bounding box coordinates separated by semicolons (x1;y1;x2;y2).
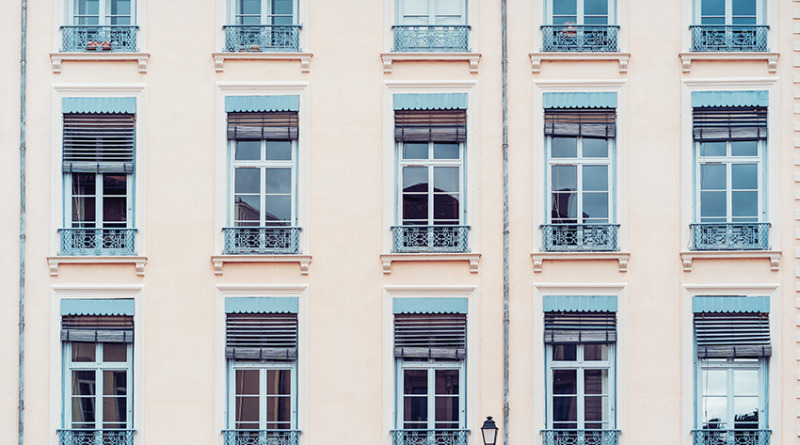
212;52;312;72
380;52;481;73
679;52;779;73
529;52;630;73
211;255;312;275
50;52;150;73
680;250;781;272
531;252;630;273
379;253;481;274
47;256;148;276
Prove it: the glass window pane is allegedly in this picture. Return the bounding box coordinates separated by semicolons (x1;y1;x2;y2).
701;16;726;24
701;142;726;157
584;396;608;422
433;194;460;221
435;0;463;16
72;370;96;395
236;370;260;395
552;16;577;25
584;369;608;395
265;168;292;194
582;193;609;220
583;344;608;361
552;166;577;191
582;138;608;158
702;369;727;396
551;193;578;222
403;167;428;190
236;397;260;422
236;141;261;161
732;0;756;16
103;175;127;196
553;345;577;361
404;397;428;423
403;0;430;16
404;143;429;160
236;422;261;430
103;343;126;362
73;173;97;196
701;164;726;190
72;197;96;224
266;141;292;161
403;194;428;222
266;396;292;422
553;370;577;395
102;397;126;424
583;16;608;24
731;141;757;157
265;196;291;222
700;191;726;219
702;396;728;428
272;15;293;24
435;370;460;395
434;167;460;193
731;16;756;24
267;370;292;395
584;0;608;16
733;369;759;396
103;371;127;396
701;0;725;16
553;0;577;16
272;0;294;15
552;397;577;422
240;0;262;15
109;0;131;15
404;370;428;395
77;0;100;15
733;397;759;426
234;196;261;222
731;164;757;190
732;191;757;218
433;143;459;159
583;165;608;191
235;168;261;193
103;197;127;223
552;137;578;158
72;342;96;362
435;397;460;424
72;397;96;426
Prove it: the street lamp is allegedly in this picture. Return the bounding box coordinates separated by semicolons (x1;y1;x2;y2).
480;416;498;445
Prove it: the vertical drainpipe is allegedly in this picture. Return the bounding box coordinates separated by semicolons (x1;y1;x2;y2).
501;0;510;443
19;0;27;444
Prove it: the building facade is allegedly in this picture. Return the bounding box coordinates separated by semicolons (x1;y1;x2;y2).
0;0;799;445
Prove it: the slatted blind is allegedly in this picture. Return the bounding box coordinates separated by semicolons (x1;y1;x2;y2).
694;312;771;357
544;312;616;344
227;112;299;140
61;315;134;343
544;109;616;138
394;314;467;359
693;107;768;141
394;110;467;142
62;113;135;173
226;313;298;361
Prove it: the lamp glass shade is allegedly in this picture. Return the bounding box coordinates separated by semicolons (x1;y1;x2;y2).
480;417;498;445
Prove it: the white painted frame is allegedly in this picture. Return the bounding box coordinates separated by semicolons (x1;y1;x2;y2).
695;356;767;429
382;81;479;253
679;79;779;252
680;284;780;445
382;286;479;445
532;283;628;445
53;0;147;52
681;0;775;51
534;0;626;51
384;0;478;52
215;83;310;256
397;141;465;226
65;172;135;232
51;85;148;257
48;285;146;445
532;81;628;253
215;285;309;445
217;0;309;52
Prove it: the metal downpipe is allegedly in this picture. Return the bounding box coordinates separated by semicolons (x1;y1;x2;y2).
19;0;27;444
501;0;510;443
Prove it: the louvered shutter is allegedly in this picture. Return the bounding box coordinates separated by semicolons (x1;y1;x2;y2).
693;107;767;141
394;110;467;142
694;312;771;358
61;315;134;343
62;113;135;173
226;313;298;361
227;112;299;140
544;109;616;138
394;314;466;359
544;312;616;344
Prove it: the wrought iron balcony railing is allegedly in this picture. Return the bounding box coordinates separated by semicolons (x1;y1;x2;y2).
60;25;138;52
59;228;137;256
391;429;469;445
541;25;619;52
223;430;301;445
541;430;620;445
223;25;302;52
690;25;769;52
57;429;135;445
391;225;470;253
692;429;770;445
690;223;770;251
541;224;620;252
223;226;301;255
392;25;471;52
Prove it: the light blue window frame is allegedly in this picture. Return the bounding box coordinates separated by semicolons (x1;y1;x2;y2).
227;360;298;429
68;0;135;25
397;141;466;226
693;0;764;25
230;0;298;25
545;0;616;25
694;356;767;430
397;0;467;26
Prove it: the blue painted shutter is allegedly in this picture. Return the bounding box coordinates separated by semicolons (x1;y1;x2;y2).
227;112;299;140
395;109;467;142
226;313;298;361
62;114;136;173
394;314;467;359
692;107;767;141
694;312;771;357
544;109;616;138
544;312;616;343
61;315;134;343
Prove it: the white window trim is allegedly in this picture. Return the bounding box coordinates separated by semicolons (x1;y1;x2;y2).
532;283;628;445
215;0;310;53
679;79;780;271
215;285;309;445
382;286;478;445
680;284;780;445
383;0;479;53
48;285;145;445
531;80;629;273
48;85;148;276
212;82;311;275
381;82;480;273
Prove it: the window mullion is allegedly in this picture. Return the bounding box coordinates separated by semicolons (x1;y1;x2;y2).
260;368;268;430
428;367;436;430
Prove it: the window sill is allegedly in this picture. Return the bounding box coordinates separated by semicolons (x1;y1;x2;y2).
380;52;480;74
679;52;778;73
529;52;630;73
680;250;781;272
211;254;312;275
50;52;150;73
47;256;147;277
531;251;630;273
379;253;480;274
212;52;312;73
